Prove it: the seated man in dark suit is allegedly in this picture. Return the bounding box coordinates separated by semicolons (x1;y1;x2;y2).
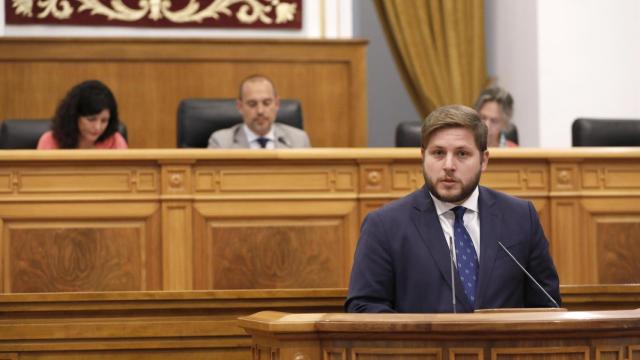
207;74;310;149
346;105;560;313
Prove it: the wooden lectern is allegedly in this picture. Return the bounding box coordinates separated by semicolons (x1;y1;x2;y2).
239;310;640;360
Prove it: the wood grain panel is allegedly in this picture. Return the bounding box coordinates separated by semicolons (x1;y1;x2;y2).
4;148;640;292
360;164;391;193
0;173;12;193
352;348;441;360
551;200;584;284
551;164;579;192
325;348;347;360
391;164;423;193
492;347;589;360
208;219;345;289
595;346;623;360
629;345;640;360
0;38;367;148
449;347;484;360
450;348;484;360
161;202;193;290
596;222;640;283
194;165;357;194
581;162;640;194
0;201;161;293
193;198;358;290
7;224;143;292
530;198;550;241
481;162;548;194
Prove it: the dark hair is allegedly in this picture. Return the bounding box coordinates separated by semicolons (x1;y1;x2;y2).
52;80;120;149
474;86;514;122
237;74;277;99
421;105;488;152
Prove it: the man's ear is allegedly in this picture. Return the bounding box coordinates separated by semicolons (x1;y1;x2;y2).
235;98;243;112
481;150;490;171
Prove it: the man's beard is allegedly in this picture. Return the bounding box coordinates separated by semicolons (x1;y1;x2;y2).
423;169;482;204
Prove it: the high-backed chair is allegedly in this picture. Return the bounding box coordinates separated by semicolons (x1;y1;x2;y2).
395;121;423;147
176;98;304;148
572;118;640;146
0;119;128;149
395;121;519;147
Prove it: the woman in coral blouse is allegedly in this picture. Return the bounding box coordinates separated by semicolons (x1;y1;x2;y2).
37;80;128;149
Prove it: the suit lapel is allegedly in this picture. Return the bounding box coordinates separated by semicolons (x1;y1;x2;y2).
273;124;292;148
231;125;250;148
410;187;473;311
475;186;501;308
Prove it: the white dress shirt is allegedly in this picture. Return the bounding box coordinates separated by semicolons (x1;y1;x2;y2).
243;124;276;149
429;186;481;260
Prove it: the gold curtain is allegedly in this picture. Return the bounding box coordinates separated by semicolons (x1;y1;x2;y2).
374;0;488;117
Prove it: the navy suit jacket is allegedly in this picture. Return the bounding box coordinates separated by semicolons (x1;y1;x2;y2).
345;186;561;313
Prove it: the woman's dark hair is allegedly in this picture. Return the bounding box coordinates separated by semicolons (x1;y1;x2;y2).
52;80;120;148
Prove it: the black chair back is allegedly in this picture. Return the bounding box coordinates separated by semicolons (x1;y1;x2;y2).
572;118;640;146
0;119;52;149
395;121;423;147
504;124;519;145
176;98;303;148
395;121;520;147
0;119;128;149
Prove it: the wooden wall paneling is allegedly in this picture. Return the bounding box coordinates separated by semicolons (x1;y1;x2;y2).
580;198;640;284
450;348;484;360
3;148;640;292
530;198;551;240
0;202;160;293
550;199;584;285
0;38;368;148
595;346;624;360
0;289;348;360
491;347;590;360
628;345;640;360
351;347;441;359
192;200;358;290
161;201;193;290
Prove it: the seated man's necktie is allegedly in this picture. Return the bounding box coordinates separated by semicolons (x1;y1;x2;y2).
256;137;269;148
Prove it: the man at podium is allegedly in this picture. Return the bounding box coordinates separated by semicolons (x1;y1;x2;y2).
346;105;560;313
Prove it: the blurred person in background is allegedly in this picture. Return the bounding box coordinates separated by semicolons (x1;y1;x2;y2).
37;80;127;149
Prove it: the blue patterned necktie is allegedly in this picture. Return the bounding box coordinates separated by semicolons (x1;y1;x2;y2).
256;137;269;148
452;206;479;307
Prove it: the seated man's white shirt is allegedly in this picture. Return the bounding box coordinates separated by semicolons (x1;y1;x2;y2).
430;186;481;260
243;124;275;149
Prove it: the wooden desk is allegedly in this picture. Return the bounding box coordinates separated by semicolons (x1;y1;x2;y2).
239;309;640;360
0;286;636;360
1;148;639;293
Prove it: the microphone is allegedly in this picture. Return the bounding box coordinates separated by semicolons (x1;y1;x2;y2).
448;236;456;313
497;241;559;308
277;136;289;147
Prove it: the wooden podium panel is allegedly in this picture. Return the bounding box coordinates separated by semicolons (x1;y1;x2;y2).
1;148;640;293
239;310;640;360
0;286;637;360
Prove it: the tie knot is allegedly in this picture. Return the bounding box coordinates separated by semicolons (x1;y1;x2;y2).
452;206;466;221
256;137;269;148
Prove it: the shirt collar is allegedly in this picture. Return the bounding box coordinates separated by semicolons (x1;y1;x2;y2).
243;124;275;143
430;186;480;216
